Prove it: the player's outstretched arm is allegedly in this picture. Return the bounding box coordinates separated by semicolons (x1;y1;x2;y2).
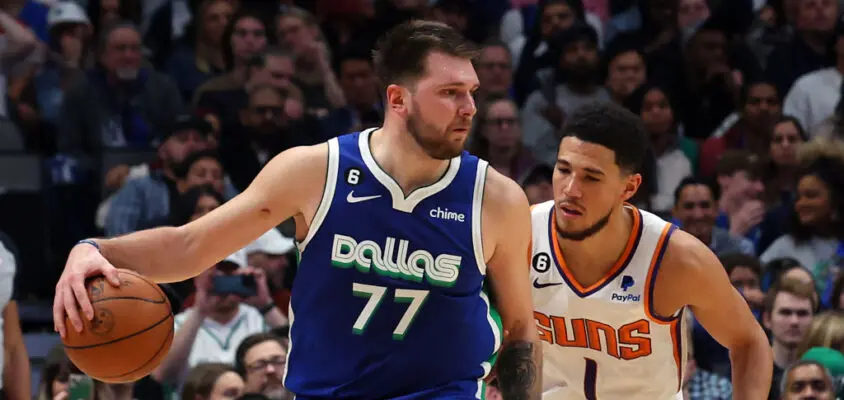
483;169;541;400
53;143;328;336
659;230;773;400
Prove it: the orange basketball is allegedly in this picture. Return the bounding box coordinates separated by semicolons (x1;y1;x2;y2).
62;269;174;383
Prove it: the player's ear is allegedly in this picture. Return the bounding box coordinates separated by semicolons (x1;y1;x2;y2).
385;84;408;116
620;172;642;202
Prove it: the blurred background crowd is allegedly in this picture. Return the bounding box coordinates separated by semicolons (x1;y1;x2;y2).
2;0;844;398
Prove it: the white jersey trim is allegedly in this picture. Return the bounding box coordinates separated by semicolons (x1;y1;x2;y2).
472;160;500;396
282;302;295;386
297;137;340;252
358;129;461;213
471;160;488;276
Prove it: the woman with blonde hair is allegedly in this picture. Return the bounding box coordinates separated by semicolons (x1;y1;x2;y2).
796;311;844;358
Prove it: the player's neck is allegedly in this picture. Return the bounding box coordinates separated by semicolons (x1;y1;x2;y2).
772;341;797;368
370;125;452;195
557;206;635;275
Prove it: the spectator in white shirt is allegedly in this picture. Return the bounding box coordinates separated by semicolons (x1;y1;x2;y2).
783;13;844;135
151;250;287;388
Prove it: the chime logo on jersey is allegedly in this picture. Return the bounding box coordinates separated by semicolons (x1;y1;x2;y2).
534;312;653;360
330;234;462;287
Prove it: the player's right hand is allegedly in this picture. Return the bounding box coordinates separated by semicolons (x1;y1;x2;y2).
53;242;121;337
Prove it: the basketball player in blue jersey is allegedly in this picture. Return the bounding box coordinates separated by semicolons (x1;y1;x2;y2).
529;102;772;399
52;21;541;400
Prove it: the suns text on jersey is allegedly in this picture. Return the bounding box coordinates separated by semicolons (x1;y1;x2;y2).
330;234;461;287
534;312;653;360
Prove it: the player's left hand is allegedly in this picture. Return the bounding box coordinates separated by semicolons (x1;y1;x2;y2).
236;267;273;307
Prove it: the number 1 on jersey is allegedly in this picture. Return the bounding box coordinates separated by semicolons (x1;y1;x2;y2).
352;283;429;340
584;357;597;400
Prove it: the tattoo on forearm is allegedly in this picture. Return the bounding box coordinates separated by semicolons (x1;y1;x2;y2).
497;340;540;400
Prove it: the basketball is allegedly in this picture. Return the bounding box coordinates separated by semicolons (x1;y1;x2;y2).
61;269;174;383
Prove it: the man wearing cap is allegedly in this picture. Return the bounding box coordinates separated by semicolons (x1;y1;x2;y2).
802;347;844;398
151;250;287;390
102;113;212;236
244;228;296;317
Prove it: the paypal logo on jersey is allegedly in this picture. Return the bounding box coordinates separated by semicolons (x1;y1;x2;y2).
611;275;640;302
429;207;465;222
620;275;635;291
330;234;461;287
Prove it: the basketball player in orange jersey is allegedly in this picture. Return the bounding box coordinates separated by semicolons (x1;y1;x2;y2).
52;21;541;400
528;103;772;399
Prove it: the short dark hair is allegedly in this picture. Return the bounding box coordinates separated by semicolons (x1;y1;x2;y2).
246;84;288;105
246;46;294;70
739;80;779;108
234;332;287;375
173;150;221;180
560;102;649;173
333;43;373;76
714;149;763;179
372;20;479;87
780;360;834;396
719;253;763;279
673;176;719;205
169;184;224;226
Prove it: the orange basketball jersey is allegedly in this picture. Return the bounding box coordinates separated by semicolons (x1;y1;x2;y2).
529;201;688;400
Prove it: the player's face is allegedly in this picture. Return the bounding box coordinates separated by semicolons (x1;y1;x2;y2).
553;137;640;241
390;51;479;160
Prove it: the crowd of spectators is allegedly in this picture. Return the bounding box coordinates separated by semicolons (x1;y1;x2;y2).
4;0;844;398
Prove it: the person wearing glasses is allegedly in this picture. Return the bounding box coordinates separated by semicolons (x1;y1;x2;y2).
235;333;291;400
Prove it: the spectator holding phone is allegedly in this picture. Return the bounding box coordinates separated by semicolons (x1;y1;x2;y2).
150;250;287;390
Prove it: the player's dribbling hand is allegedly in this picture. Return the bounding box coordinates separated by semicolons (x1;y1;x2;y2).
53;242;121;337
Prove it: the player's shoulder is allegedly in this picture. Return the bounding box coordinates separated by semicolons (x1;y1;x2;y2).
482;167;530;214
660;224;721;278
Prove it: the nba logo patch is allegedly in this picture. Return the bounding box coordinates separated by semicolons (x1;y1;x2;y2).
620;275;635;291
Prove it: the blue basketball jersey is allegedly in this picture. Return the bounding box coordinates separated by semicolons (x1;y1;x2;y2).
284;129;501;399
